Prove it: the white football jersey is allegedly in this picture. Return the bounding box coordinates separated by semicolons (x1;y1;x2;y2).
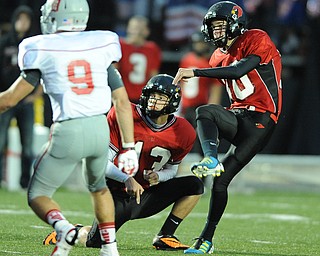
18;30;121;121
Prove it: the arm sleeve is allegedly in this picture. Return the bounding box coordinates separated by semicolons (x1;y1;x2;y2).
107;65;124;91
193;55;261;79
105;160;130;183
156;163;179;182
20;69;42;87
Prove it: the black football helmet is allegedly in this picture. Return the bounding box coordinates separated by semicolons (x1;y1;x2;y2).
201;1;246;47
138;74;181;118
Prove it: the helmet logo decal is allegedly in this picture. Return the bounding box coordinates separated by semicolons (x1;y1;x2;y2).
231;6;243;19
52;0;61;12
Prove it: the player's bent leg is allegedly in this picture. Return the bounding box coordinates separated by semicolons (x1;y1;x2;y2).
171;194;202;218
152;177;204;251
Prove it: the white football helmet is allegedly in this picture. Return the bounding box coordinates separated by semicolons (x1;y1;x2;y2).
40;0;89;34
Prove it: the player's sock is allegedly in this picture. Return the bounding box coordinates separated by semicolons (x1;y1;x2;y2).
45;209;67;228
196;118;219;157
98;222;116;244
158;213;182;236
200;220;217;242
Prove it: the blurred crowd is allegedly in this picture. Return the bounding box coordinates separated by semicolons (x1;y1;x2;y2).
1;0;319;54
1;0;320;156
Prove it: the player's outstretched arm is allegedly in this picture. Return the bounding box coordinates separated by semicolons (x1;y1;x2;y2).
0;76;34;113
173;68;195;85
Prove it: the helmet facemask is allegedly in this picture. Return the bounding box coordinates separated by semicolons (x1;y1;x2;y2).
205;19;229;48
145;92;170;118
138;74;181;118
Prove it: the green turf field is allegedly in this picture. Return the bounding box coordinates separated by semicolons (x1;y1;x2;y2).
0;188;319;256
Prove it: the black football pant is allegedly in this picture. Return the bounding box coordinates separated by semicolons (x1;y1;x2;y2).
195;104;276;239
86;175;204;248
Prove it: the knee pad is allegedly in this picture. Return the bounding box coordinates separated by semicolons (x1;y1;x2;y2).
196;104;224;121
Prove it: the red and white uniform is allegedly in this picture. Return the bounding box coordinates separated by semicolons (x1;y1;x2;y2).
18;30;121;122
210;29;282;121
23;31;122;199
180;52;218;110
107;104;196;190
118;39;161;103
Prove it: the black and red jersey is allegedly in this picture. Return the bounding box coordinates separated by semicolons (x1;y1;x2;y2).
209;29;282;121
106;104;196;190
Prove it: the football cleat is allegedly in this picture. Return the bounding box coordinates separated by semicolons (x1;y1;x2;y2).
153;234;190;250
100;242;120;256
184;237;214;254
43;224;83;246
51;224;79;256
191;156;224;178
85;220;103;248
43;230;57;245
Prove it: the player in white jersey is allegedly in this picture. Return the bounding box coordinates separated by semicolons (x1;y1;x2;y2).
0;1;139;256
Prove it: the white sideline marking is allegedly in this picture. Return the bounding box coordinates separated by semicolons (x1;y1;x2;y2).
0;209;92;218
0;208;311;223
31;225;49;229
224;213;309;222
251;240;276;244
148;211;310;222
0;250;24;254
0;209;31;215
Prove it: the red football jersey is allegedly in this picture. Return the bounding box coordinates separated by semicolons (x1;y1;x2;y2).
180;52;219;109
209;29;282;121
118;39;162;103
107;104;196;190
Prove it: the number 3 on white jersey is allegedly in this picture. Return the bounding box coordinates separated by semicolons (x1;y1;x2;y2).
128;53;147;84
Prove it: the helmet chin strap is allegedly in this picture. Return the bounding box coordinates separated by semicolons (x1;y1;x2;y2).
146;110;162;119
213;31;228;48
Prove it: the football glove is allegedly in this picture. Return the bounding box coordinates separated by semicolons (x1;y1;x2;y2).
118;148;139;176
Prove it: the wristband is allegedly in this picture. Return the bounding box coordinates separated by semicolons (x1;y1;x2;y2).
122;142;135;149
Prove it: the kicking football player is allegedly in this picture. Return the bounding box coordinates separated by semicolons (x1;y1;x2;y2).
173;1;282;254
43;74;204;251
0;1;138;256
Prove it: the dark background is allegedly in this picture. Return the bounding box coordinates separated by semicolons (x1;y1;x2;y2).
1;0;319;155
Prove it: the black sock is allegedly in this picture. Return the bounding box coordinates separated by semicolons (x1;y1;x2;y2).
197;119;219;158
201;140;218;158
201;220;217;242
158;213;182;236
